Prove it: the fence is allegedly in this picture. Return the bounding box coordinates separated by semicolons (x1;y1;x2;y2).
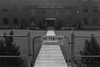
71;31;100;67
1;30;100;67
0;31;31;67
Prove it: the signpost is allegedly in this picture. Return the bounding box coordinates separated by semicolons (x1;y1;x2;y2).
41;30;64;45
41;36;64;45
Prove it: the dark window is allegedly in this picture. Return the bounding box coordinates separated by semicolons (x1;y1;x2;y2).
13;18;18;25
2;9;8;13
3;18;9;24
30;18;35;25
83;0;87;1
67;18;72;23
67;18;72;26
21;19;26;29
93;18;98;24
42;9;46;14
83;6;88;12
94;9;98;12
66;8;72;15
93;6;98;12
30;9;36;15
93;0;98;1
56;9;59;15
49;9;54;15
83;18;88;24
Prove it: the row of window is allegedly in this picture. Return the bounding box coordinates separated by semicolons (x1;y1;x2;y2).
2;6;98;16
83;6;98;13
29;8;98;15
83;18;98;24
3;18;18;25
2;17;98;25
29;9;72;15
65;18;98;25
83;0;98;1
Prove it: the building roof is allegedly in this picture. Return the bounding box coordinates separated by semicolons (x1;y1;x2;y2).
23;0;78;6
0;0;78;7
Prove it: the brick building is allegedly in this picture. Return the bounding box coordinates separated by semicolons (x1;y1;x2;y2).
0;0;99;29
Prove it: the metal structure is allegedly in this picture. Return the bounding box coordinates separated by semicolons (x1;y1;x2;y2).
32;30;72;67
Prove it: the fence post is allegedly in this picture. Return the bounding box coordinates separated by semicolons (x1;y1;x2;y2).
64;36;70;67
71;30;75;67
32;36;41;66
67;39;70;67
27;31;31;67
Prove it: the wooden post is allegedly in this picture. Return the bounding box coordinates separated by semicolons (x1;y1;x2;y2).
71;30;74;67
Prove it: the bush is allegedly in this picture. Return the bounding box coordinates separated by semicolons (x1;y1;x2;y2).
0;31;25;67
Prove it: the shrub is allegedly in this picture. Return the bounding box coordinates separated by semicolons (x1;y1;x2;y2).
80;34;100;67
0;31;25;67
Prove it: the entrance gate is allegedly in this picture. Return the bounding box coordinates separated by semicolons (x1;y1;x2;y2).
47;20;54;27
33;30;72;67
46;18;56;29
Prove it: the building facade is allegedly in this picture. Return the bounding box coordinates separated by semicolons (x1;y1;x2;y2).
79;0;100;28
0;0;99;29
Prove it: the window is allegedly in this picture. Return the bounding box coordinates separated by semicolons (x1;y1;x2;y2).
2;9;8;14
93;6;98;12
83;6;88;12
56;9;59;15
13;18;18;25
42;9;46;15
83;0;87;1
94;9;98;12
21;19;25;28
67;18;72;26
83;18;88;24
93;18;98;24
30;18;35;26
66;8;72;15
2;9;8;13
93;0;98;1
49;9;54;15
3;18;9;24
30;9;36;15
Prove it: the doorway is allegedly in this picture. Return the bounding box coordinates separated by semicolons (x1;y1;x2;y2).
46;18;55;29
47;20;54;27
